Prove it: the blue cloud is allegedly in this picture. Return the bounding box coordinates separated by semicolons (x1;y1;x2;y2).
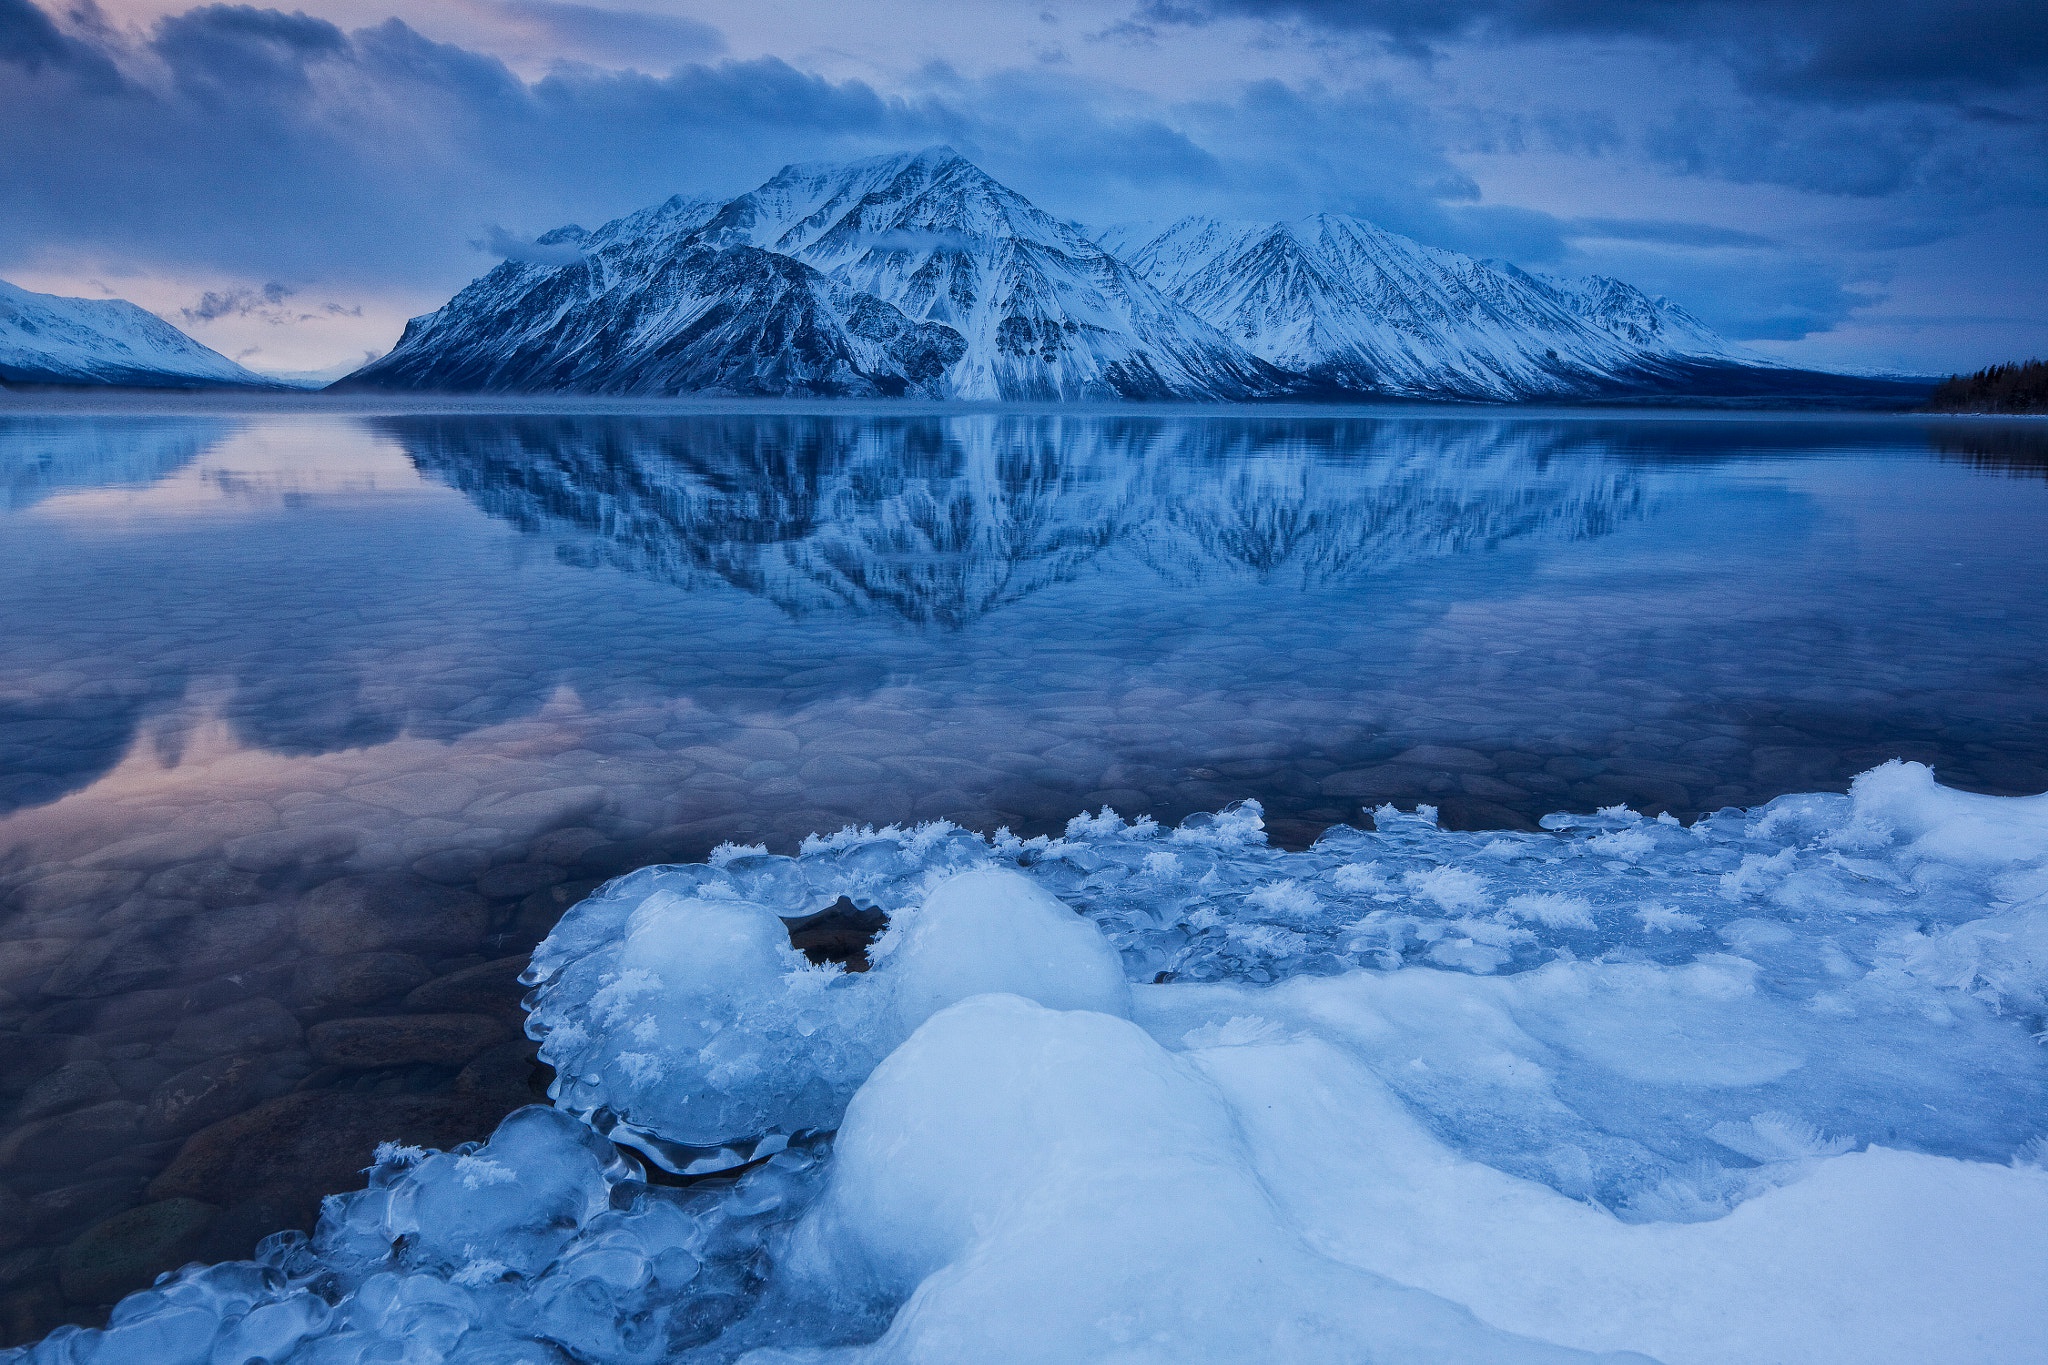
492;0;725;70
1134;0;2048;102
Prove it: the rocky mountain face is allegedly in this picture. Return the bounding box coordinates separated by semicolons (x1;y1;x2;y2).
694;148;1291;400
345;148;1801;403
1099;215;1750;400
0;279;272;389
344;193;966;398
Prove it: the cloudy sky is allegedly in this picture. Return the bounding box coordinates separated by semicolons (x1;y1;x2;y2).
5;0;2043;375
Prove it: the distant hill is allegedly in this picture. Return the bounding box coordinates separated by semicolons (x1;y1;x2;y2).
0;279;274;389
1926;359;2048;414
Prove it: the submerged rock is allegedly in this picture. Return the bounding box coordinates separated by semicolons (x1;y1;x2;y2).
57;1199;217;1305
294;875;487;956
403;956;531;1014
307;1015;507;1069
148;1091;498;1229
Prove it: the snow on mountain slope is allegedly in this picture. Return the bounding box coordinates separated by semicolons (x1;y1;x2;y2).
698;148;1293;401
340;192;966;397
0;279;271;388
1530;268;1740;359
343;150;1791;404
1110;215;1759;400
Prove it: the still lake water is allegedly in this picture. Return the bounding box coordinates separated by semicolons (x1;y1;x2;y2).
1;401;2046;1340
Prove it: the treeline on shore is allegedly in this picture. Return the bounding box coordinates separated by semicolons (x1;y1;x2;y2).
1926;358;2048;414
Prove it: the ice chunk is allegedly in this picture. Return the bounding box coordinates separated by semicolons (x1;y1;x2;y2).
528;866;1130;1171
879;865;1131;1031
382;1107;626;1276
1506;891;1596;928
2;1104;834;1365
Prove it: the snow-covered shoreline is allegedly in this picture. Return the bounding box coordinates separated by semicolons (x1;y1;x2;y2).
12;760;2044;1363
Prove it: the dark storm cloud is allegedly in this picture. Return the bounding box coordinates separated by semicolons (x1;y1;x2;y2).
182;280;293;322
0;3;916;284
0;0;117;81
1138;0;2048;102
1640;95;2048;203
0;1;1523;292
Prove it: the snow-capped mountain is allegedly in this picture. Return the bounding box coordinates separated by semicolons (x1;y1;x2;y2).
343;191;966;398
342;147;1836;403
695;148;1291;400
0;279;272;389
344;150;1291;401
1099;215;1754;400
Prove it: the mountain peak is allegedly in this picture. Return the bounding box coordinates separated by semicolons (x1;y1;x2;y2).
1113;212;1751;397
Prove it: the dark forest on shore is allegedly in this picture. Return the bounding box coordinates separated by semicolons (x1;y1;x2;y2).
1927;360;2048;414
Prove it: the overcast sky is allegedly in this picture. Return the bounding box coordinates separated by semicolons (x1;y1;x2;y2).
4;0;2043;374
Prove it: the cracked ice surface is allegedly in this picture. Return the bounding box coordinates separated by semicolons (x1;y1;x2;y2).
10;761;2048;1364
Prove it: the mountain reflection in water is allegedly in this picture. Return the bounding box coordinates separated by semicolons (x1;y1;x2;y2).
387;414;1654;627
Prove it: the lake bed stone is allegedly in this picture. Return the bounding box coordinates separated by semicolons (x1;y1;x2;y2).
307;1013;506;1068
28;1178;141;1240
411;848;491;885
15;1061;119;1121
76;831;221;871
474;863;564;901
37;932;176;1000
167;998;300;1059
290;952;431;1009
343;772;481;817
295;875;487;956
0;1101;143;1175
0;941;76;992
225;826;359;874
166;802;280;837
403;956;529;1015
57;1198;218;1305
149;1091;498;1230
147;1054;290;1136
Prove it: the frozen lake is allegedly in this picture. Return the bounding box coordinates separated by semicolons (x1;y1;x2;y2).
2;401;2046;1346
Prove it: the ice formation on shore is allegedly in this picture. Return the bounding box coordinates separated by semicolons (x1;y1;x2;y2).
10;761;2047;1363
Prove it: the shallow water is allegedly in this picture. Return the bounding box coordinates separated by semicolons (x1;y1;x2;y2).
1;401;2045;1341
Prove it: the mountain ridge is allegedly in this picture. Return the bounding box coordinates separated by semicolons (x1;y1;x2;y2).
1103;213;1755;401
340;147;1889;405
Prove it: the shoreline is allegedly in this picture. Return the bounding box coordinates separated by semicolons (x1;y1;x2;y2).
0;388;1986;424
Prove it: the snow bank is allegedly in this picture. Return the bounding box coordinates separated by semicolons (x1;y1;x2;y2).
11;761;2047;1364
